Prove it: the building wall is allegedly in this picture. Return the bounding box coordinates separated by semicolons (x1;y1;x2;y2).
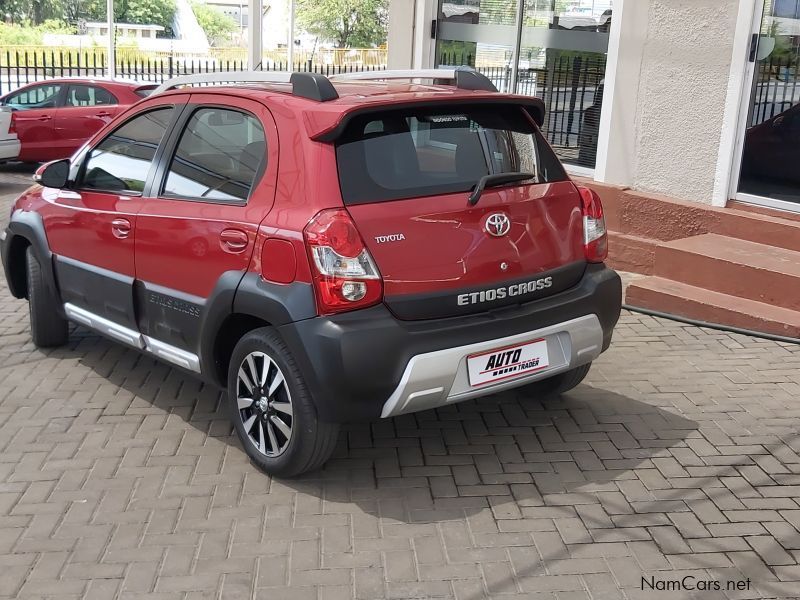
629;0;741;204
388;0;415;68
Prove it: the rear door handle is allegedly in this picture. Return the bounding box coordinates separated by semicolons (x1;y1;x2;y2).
95;111;112;118
37;115;52;121
111;218;131;239
220;229;248;253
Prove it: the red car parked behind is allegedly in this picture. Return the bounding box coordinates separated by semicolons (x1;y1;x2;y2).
0;78;155;163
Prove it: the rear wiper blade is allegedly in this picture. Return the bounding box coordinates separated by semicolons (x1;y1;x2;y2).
467;172;534;206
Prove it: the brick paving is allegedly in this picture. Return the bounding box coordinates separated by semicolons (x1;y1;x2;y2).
2;171;800;599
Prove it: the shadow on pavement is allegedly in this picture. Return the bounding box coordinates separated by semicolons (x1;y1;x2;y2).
60;327;698;520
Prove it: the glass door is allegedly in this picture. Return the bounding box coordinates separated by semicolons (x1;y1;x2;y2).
435;0;612;170
737;0;800;208
436;0;521;94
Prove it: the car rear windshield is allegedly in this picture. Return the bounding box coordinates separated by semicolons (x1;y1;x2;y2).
135;87;156;98
335;105;568;205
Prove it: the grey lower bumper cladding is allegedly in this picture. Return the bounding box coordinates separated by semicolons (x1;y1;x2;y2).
380;313;604;418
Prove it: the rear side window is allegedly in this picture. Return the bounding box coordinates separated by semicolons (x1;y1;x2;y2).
335;105;567;204
66;85;117;107
81;107;174;193
4;84;62;109
162;107;266;203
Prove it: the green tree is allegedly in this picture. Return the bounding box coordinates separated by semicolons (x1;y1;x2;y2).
119;0;176;31
0;0;67;24
296;0;387;48
192;3;237;46
77;0;177;34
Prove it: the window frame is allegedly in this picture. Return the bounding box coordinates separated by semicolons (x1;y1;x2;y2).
3;83;65;109
64;84;119;108
154;104;268;206
75;105;180;196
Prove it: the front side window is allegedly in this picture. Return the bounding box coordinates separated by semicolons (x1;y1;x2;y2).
163;107;266;203
336;105;567;204
66;85;117;107
81;107;174;193
4;84;62;109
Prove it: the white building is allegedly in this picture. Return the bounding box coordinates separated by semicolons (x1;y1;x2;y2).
84;22;164;39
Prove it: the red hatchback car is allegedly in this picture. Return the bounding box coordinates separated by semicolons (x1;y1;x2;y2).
1;69;622;476
0;78;154;162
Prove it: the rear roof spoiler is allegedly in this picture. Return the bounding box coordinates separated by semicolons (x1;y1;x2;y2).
311;97;546;143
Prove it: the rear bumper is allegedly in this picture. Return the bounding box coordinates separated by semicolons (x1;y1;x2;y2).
278;264;622;423
379;313;602;418
0;138;20;161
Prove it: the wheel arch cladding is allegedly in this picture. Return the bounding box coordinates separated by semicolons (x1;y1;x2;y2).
209;313;271;387
199;272;317;387
4;234;31;298
4;211;58;300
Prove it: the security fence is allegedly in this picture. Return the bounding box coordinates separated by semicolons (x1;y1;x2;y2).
0;47;605;166
0;49;387;95
751;53;800;126
440;50;607;166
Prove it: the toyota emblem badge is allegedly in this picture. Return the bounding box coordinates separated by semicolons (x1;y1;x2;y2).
484;213;511;238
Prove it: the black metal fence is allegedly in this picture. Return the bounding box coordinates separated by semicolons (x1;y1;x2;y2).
440;51;607;167
751;54;799;126
2;48;607;167
0;50;387;95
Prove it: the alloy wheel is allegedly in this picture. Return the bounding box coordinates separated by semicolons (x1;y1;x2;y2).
236;351;293;457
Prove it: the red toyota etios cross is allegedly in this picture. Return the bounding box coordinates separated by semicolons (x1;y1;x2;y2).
1;69;622;477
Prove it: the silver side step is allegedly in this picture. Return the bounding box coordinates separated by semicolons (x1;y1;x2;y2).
65;303;144;349
143;335;200;372
64;303;201;373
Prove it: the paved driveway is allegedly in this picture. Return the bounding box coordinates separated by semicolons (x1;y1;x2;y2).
2;172;800;599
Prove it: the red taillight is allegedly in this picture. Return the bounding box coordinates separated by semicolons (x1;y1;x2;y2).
8;112;16;135
303;209;383;315
577;185;608;263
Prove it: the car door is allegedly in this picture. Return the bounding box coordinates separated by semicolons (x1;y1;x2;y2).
40;100;186;335
133;95;277;355
2;83;63;162
55;84;122;158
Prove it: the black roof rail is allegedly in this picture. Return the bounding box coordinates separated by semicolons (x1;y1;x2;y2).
152;68;501;100
289;72;339;102
151;71;340;102
453;66;498;92
330;68;499;93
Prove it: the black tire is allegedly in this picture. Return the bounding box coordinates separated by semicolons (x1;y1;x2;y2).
25;246;69;348
227;327;339;478
520;362;592;398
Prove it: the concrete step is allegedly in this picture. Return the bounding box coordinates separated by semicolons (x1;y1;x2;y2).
626;277;800;339
585;180;800;253
728;200;800;223
717;208;800;253
608;232;658;275
655;233;800;312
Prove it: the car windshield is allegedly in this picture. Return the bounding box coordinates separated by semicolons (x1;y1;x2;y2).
335;105;567;205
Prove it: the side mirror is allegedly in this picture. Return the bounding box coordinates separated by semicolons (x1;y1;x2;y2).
34;159;70;188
